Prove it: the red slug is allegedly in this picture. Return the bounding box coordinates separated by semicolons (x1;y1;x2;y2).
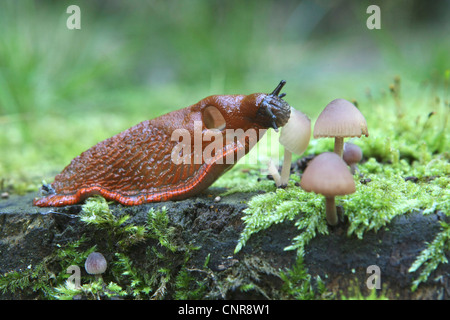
33;81;291;207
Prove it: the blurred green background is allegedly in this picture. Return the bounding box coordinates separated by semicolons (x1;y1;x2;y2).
0;0;449;190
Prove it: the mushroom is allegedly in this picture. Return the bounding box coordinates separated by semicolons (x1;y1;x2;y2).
277;107;311;187
313;99;368;158
300;152;356;225
85;252;107;282
343;142;363;175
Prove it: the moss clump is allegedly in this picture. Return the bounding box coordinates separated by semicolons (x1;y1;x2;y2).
79;196;149;251
234;155;449;255
280;256;327;300
409;221;450;292
173;254;211;300
340;286;389;300
0;196;201;300
345;164;449;239
213;164;278;196
0;236;96;299
234;186;328;255
0;258;57;298
54;280;127;300
74;196;190;299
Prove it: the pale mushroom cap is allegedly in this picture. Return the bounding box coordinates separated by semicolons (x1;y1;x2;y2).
343;142;363;165
85;252;107;275
300;152;356;197
313;99;369;138
279;107;311;155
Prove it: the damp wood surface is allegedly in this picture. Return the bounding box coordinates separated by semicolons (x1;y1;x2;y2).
0;188;448;300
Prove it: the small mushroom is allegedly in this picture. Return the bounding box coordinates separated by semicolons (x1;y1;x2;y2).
343;142;363;175
278;107;311;187
313;99;368;158
300;152;356;226
85;252;107;282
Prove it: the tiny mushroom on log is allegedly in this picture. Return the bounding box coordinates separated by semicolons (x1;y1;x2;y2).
343;142;363;175
300;152;356;226
278;107;311;187
313;99;368;158
85;252;107;281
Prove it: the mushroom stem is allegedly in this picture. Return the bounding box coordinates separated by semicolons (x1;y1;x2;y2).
95;274;104;283
350;163;360;175
280;149;292;186
324;196;338;226
268;161;282;187
334;137;344;158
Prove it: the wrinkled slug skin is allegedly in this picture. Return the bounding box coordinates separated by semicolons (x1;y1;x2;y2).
33;91;290;207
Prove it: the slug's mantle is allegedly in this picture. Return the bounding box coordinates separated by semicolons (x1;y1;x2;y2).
33;81;291;207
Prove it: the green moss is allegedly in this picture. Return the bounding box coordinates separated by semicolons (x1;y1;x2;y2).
340;286;389;300
146;206;178;252
345;167;449;239
234;157;449;292
0;197;201;300
234;186;328;255
174;253;214;299
54;236;97;272
235;153;449;255
280;256;327;300
111;252;154;298
80;196;148;251
0;236;96;299
53;274;128;300
0;258;56;298
212;164;277;195
77;197;193;299
409;221;450;292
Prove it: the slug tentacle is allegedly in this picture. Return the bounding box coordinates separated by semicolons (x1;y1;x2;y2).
33;81;292;207
270;80;286;96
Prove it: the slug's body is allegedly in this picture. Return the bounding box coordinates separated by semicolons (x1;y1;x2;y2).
33;81;291;207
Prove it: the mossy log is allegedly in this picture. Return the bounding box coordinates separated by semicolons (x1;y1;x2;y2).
0;189;449;300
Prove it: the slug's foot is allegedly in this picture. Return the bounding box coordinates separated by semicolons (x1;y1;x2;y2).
33;194;79;207
259;80;291;131
33;184;188;207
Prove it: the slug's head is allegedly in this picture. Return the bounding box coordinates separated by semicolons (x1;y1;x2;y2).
256;80;291;132
201;80;291;133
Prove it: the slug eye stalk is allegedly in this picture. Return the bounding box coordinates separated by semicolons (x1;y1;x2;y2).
271;80;287;97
